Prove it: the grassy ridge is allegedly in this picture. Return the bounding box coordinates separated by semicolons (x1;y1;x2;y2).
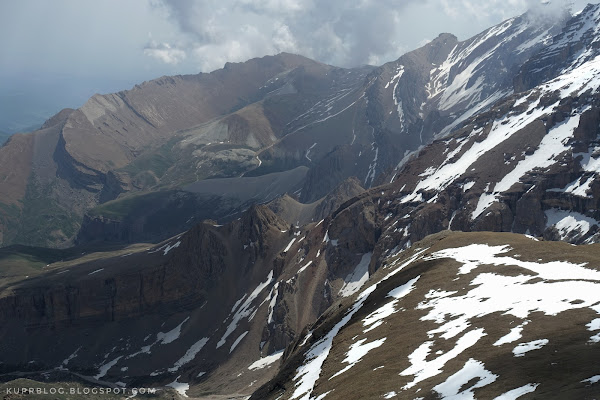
87;191;174;220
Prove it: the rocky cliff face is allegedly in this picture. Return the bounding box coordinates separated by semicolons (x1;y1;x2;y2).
0;204;299;393
0;186;386;396
370;6;600;252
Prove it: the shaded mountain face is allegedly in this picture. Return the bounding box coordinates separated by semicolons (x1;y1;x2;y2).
2;5;600;400
0;202;381;397
75;166;310;245
0;9;566;248
0;205;295;395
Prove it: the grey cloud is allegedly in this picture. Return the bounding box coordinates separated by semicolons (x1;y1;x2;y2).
144;41;187;64
438;0;573;21
154;0;416;70
153;0;582;72
525;0;573;22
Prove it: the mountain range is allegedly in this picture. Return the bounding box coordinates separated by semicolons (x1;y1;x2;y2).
1;3;600;400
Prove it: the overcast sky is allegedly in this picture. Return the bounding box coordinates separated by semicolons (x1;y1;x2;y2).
0;0;594;132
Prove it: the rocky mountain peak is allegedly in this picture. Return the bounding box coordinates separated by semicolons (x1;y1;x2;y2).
39;108;75;130
412;33;458;66
238;203;289;243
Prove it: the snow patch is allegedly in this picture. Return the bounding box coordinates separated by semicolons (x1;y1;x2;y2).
330;338;386;379
432;358;497;399
582;375;600;384
545;209;599;241
163;240;181;255
493;383;539;399
305;143;317;162
268;282;280;324
284;238;297;253
168;337;209;372
384;66;404;89
364;147;379;188
587;318;600;331
217;271;274;348
94;356;122;380
88;269;103;275
493;322;529;346
166;376;189;397
400;329;487;389
512;339;548;357
425;244;600;281
230;331;249;353
248;350;284;371
362;276;420;333
339;253;372;297
298;261;313;275
61;347;81;367
158;317;190;344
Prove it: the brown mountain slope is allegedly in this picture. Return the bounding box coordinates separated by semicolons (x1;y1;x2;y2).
0;54;337;248
253;231;600;400
65;53;328;176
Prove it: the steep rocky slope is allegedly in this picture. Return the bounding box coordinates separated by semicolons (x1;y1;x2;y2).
0;199;383;398
0;205;291;395
300;7;566;194
368;3;600;255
